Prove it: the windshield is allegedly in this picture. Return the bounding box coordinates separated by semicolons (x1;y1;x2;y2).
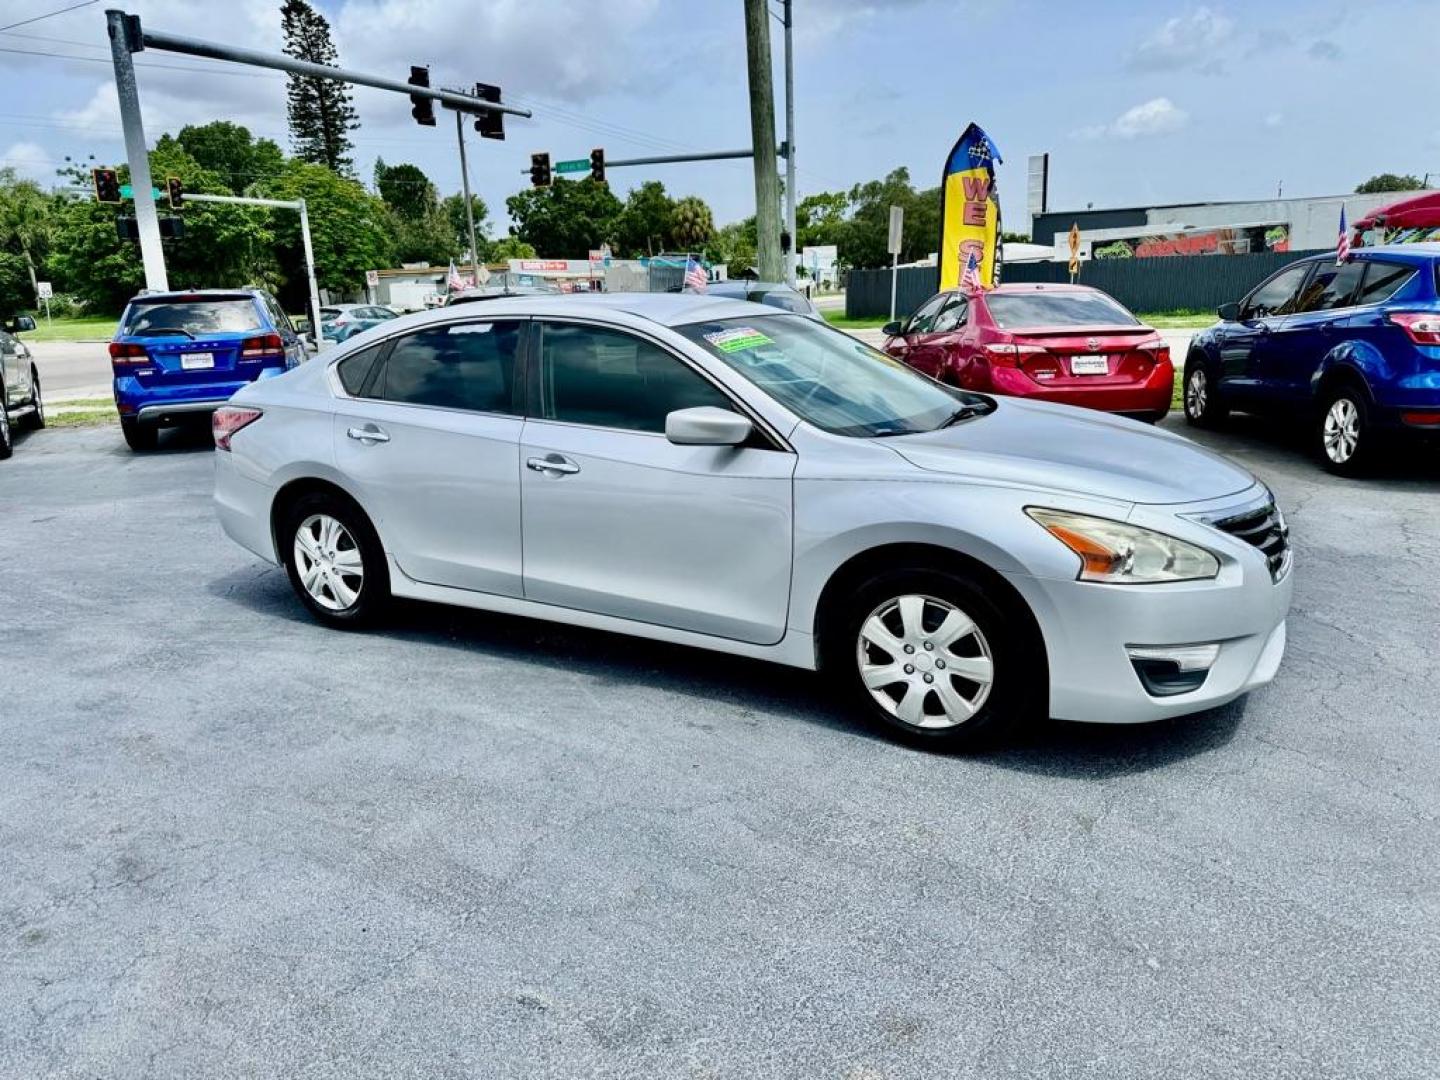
675;315;990;437
124;299;263;335
986;291;1138;329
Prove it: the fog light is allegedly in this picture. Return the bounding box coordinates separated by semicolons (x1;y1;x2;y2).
1126;643;1220;697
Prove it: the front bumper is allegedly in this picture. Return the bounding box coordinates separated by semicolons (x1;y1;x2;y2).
1003;513;1292;725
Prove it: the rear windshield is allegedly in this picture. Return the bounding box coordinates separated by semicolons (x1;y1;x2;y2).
985;292;1138;329
320;307;344;320
124;299;263;335
754;289;812;314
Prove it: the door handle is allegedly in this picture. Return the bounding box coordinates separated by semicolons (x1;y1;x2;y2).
346;425;390;444
527;454;580;476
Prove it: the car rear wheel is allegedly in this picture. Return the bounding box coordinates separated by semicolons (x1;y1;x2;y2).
0;397;13;460
1316;384;1378;477
827;567;1040;750
281;492;389;628
120;416;157;451
23;369;44;431
1183;358;1227;427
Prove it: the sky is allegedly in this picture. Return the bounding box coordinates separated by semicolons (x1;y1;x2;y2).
2;0;1438;242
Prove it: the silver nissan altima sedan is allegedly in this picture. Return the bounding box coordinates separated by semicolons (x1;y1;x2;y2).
213;293;1291;749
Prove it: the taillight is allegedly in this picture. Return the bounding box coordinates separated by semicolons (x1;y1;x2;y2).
213;407;262;451
109;341;148;364
1386;312;1440;345
240;333;285;360
983;343;1047;366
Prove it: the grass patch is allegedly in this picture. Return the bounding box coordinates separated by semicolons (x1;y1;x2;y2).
19;314;119;342
823;311;890;330
47;397;116;428
1137;310;1217;329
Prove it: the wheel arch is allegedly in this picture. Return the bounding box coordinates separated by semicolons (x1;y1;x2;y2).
269;476;381;564
1311;354;1377;406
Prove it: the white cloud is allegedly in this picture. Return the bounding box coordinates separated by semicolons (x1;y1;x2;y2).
1129;6;1235;72
1073;97;1189;141
0;142;52;181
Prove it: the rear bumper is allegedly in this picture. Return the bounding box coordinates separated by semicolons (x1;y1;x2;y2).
115;367;284;425
987;361;1174;415
214;450;278;564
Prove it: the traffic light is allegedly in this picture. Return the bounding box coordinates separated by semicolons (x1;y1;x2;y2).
530;152;551;188
165;176;183;209
473;82;504;140
408;65;435;126
589;147;605;184
780;229;792;254
93;167;121;204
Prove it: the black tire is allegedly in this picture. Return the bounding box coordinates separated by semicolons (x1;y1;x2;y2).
120;416;157;452
823;566;1043;751
1182;355;1228;427
22;369;45;431
279;490;390;628
0;396;13;460
1315;382;1379;477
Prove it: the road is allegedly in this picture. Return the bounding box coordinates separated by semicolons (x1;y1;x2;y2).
27;339;112;400
1;413;1436;1078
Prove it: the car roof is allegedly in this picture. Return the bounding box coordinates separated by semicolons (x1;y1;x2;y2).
127;288;264;302
362;292;786;331
1329;243;1440;264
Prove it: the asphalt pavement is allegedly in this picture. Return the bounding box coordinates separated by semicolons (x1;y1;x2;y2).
0;416;1436;1079
27;339;112;400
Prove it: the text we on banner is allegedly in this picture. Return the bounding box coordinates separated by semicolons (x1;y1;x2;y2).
939;122;1003;291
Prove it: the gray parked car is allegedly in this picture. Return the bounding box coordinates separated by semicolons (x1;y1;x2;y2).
213;294;1291;749
700;280;823;320
1;314;44;460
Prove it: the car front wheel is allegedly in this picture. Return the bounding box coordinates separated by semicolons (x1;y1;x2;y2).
23;369;45;430
281;492;389;628
828;567;1040;750
1317;384;1377;476
1183;358;1227;427
0;396;13;460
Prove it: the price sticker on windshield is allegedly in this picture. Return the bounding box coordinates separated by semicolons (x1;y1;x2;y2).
703;327;773;353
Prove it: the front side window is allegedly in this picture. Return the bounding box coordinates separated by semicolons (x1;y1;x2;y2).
377;320;523;414
1242;263;1312;319
676;315;988;438
537;322;732;433
905;293;949;335
123;299;263;335
1294;261;1367;312
1355;261;1415;305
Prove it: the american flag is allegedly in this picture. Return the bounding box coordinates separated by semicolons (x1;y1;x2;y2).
960;248;982;290
683;256;707;293
446;260;466;292
1336;204;1350;264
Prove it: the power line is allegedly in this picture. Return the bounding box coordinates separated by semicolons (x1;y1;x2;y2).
0;0;99;34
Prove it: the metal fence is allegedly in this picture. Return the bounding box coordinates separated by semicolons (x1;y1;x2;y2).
845;248;1329;320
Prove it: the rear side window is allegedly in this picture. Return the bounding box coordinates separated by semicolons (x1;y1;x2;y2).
123;299;263;335
537;322;731;433
1294;261;1366;311
986;291;1137;328
377;320;523;414
336;342;385;396
1354;261;1414;305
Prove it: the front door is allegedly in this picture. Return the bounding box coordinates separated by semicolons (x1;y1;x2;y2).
1217;261;1313;403
332;319;528;596
520;320;796;646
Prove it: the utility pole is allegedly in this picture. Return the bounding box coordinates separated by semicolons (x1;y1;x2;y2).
782;0;797;287
106;10;166;291
743;0;782;281
454;108;481;285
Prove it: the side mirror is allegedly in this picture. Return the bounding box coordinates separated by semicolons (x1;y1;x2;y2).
665;406;753;447
7;315;36;333
1217;302;1240;322
882;320;903;337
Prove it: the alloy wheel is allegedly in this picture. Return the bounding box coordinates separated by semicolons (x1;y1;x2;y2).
293;513;365;611
1323;397;1360;464
855;593;994;729
1185;369;1207;418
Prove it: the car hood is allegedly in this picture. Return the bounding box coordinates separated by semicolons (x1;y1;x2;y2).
888;398;1255;505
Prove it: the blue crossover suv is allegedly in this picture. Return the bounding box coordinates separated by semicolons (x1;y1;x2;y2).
111;288;306;450
1184;244;1440;474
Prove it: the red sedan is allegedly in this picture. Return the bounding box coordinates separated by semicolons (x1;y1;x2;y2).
882;283;1173;421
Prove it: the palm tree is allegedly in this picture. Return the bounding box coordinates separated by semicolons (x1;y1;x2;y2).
669;196;715;252
0;169;53;302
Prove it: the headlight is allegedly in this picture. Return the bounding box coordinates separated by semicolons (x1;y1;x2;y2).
1026;508;1220;584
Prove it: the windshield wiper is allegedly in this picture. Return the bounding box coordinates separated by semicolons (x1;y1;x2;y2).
938;405;981;428
139;328;196;339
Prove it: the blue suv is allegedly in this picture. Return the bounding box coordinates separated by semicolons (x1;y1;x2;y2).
1184;245;1440;475
111;288;306;451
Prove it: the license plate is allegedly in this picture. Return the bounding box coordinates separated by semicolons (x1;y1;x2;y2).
179;352;214;370
1070;354;1109;376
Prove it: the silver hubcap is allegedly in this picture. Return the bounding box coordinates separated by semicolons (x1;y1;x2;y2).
1323;397;1360;463
294;513;364;611
856;594;995;729
1186;369;1207;416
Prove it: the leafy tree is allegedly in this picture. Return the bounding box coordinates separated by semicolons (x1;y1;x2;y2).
254;159;393;309
442;192;491;259
281;0;359;175
175;121;284;194
1354;173;1425;194
373;160;453;264
1002;231;1031;244
669;196;715;251
838;168;940;268
490;235;537;261
374;160;436;222
0;168;53;302
615;180;673;257
0;252;32;319
796;190;848;250
505;177;623;257
710;218;757;279
1093;241;1133;259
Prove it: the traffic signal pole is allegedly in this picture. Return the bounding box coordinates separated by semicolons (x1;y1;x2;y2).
454;109;482;286
782;0;797;288
106;10;166;290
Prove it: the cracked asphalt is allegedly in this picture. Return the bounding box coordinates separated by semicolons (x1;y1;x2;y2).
0;416;1436;1079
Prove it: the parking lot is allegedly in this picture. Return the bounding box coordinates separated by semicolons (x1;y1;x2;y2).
1;417;1436;1079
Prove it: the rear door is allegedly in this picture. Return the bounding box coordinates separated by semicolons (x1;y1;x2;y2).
1266;259;1368;399
332;318;528;596
519;319;795;645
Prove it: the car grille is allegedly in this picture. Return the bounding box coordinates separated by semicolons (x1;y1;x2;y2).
1209;498;1291;582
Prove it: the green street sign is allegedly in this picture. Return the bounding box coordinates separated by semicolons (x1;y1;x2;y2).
118;184;162;199
554;159;589;174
